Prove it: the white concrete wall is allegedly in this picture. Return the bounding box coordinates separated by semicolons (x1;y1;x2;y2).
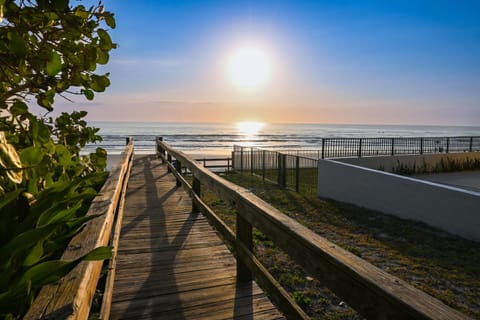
318;160;480;242
336;152;480;173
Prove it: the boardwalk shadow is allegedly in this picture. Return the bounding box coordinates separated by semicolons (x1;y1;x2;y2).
119;155;195;319
113;155;280;319
233;281;254;319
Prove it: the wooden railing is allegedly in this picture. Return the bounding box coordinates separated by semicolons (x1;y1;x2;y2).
156;137;470;320
195;157;232;173
25;138;134;320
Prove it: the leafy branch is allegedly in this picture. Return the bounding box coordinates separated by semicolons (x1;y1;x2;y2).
0;1;116;318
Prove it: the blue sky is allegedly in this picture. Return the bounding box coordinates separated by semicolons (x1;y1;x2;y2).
71;0;480;125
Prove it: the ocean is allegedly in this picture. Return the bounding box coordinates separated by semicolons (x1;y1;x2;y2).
87;121;480;156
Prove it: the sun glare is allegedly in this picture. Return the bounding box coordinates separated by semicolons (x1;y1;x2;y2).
228;45;271;90
236;121;265;135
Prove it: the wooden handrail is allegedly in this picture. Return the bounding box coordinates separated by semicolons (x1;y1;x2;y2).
156;137;470;320
24;138;134;320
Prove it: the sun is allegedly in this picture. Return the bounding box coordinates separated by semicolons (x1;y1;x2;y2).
236;121;265;135
228;45;271;90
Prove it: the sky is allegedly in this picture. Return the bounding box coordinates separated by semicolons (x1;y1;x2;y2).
59;0;480;125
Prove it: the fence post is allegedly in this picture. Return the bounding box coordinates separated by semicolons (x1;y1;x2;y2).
192;176;200;212
321;139;325;159
420;138;424;154
277;153;286;188
250;147;254;175
231;151;235;172
175;160;182;187
391;138;395;156
236;213;252;282
446;137;450;153
167;154;172;173
240;147;244;174
469;137;473;152
262;150;266;181
295;156;300;192
156;137;165;162
358;138;363;158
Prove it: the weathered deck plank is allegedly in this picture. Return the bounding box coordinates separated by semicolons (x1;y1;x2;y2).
110;155;285;320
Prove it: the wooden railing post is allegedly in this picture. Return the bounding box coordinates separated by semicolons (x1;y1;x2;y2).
236;213;252;282
157;137;165;162
420;137;424;154
175;160;182;187
391;138;395;156
446;137;450;153
192;176;201;212
469;137;473;152
167;154;172;173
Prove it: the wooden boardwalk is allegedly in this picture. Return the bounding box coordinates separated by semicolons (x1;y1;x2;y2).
110;155;285;320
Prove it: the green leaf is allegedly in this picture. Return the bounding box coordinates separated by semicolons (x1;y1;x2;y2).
46;52;62;76
97;28;113;50
90;75;110;92
37;94;53;111
83;88;94;100
96;47;109;64
84;246;112;261
55;144;71;166
20;146;43;166
23;240;44;267
105;13;116;29
14;259;78;294
0;225;57;269
37;202;81;227
9;31;27;56
0;189;23;211
10;101;28;116
4;246;112;302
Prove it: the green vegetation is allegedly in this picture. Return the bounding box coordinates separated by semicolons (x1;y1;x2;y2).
203;172;480;319
392;157;480;175
0;1;116;318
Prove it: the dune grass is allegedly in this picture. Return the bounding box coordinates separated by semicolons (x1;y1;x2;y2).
202;172;480;319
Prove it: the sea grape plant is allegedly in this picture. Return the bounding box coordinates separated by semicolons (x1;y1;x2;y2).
0;1;116;318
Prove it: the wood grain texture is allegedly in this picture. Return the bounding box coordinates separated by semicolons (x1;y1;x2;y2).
109;155;285;320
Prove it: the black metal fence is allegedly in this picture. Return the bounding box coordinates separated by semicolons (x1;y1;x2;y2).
233;146;319;196
232;136;480;196
320;136;480;159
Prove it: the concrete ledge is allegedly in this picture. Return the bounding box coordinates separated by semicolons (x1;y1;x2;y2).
318;160;480;242
336;152;480;173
